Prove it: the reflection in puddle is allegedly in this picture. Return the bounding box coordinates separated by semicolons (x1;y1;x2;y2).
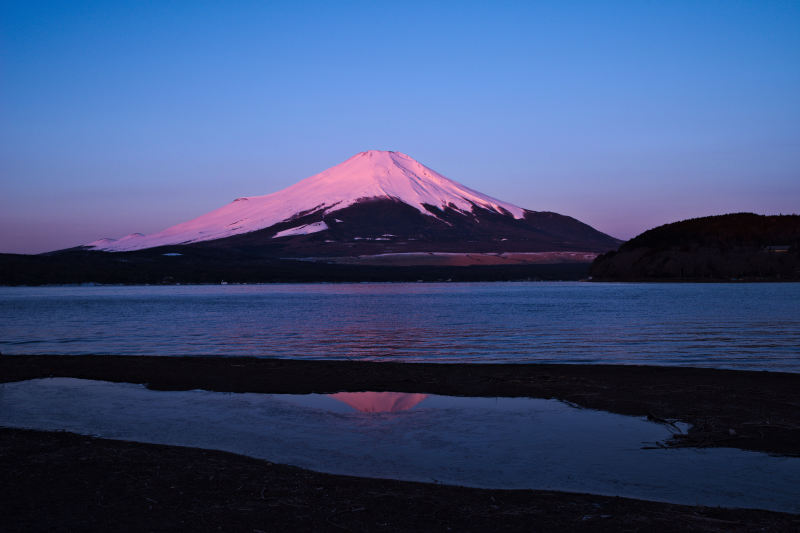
330;391;427;413
1;378;798;513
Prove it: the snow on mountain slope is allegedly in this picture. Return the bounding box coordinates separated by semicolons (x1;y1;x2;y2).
272;221;329;239
89;151;527;252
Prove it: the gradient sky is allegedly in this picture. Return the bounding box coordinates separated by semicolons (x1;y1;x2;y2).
2;0;799;253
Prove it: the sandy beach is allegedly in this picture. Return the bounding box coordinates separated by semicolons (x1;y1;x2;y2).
2;356;799;531
3;426;799;533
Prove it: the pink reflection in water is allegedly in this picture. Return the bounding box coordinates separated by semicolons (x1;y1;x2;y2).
330;391;428;413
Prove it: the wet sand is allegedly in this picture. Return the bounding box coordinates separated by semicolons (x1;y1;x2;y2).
2;427;798;532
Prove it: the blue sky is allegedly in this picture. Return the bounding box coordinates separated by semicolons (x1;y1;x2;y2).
2;0;799;253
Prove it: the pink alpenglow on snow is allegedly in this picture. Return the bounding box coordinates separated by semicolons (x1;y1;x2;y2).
330;391;429;413
271;221;329;239
88;151;526;252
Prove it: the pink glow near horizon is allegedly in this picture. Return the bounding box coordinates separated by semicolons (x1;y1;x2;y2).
3;2;798;254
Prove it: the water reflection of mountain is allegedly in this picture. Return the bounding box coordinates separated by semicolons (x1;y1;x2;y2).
330;391;427;413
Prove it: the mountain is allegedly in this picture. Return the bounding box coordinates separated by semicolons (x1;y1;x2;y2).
590;213;800;281
85;150;620;258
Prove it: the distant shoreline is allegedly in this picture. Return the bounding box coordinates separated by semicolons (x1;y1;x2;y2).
0;252;593;285
4;278;800;287
3;355;798;456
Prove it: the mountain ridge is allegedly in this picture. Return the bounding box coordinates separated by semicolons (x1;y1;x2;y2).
89;151;528;251
85;150;619;255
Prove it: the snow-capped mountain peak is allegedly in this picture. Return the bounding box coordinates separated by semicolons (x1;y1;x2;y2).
89;151;526;251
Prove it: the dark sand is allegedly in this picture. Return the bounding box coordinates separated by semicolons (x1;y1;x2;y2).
2;356;800;531
2;428;798;532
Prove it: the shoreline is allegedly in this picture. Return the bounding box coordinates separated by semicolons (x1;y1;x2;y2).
3;355;799;456
2;427;798;532
4;357;800;530
4;278;800;287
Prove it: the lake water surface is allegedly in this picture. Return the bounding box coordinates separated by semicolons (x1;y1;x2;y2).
1;282;799;371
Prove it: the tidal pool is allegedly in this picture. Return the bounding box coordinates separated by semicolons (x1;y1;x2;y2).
1;378;798;513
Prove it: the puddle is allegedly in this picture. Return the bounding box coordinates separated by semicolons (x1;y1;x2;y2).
1;378;798;513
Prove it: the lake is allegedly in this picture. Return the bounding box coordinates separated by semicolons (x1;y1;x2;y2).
1;282;799;371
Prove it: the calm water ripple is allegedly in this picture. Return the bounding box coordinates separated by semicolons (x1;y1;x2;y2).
1;282;799;371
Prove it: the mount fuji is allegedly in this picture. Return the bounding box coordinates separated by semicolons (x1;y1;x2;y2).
85;150;620;259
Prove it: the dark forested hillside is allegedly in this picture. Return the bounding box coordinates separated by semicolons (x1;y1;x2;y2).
0;250;591;285
590;213;800;281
